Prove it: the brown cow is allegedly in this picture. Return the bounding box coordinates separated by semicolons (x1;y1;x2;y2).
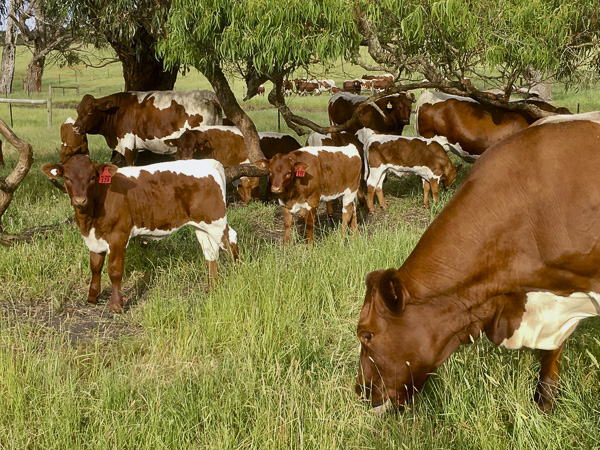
295;79;321;96
356;117;600;413
416;90;571;162
356;128;461;211
256;145;362;244
60;117;89;163
72;90;223;166
41;156;238;313
328;92;416;135
164;126;301;203
343;80;362;94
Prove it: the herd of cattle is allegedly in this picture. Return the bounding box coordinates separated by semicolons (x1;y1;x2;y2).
42;83;600;413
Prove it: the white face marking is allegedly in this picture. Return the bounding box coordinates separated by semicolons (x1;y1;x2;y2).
501;291;600;350
64;117;75;125
50;168;59;176
82;228;110;254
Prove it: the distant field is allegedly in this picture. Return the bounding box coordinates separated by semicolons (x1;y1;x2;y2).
1;45;600;449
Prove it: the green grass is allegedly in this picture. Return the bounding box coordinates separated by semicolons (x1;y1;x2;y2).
1;45;600;449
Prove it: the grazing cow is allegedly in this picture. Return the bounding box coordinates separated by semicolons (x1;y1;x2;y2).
60;117;89;163
371;78;395;93
416;90;571;162
283;79;294;95
295;79;321;96
41;155;238;313
315;79;337;93
343;80;362;94
357;128;461;210
256;145;362;244
328;92;416;135
163;126;301;203
72;90;223;166
257;85;265;96
356;118;600;413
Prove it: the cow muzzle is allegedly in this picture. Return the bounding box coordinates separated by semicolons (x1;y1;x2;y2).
71;196;88;209
72;126;84;136
270;185;284;194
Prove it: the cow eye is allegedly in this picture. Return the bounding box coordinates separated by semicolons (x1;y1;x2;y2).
360;331;373;343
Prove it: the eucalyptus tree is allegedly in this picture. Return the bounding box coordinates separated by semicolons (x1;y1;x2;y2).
158;0;360;166
353;0;600;115
0;0;21;95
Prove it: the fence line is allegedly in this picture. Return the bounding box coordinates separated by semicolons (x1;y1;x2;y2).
0;98;52;128
48;85;79;97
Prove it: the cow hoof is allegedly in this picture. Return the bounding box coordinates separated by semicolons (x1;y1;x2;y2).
87;297;99;304
534;385;556;413
109;302;123;314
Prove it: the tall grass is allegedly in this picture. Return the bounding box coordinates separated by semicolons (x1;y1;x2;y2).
1;46;600;449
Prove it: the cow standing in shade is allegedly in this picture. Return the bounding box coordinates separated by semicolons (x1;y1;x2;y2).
72;90;223;166
60;117;89;163
328;92;415;135
356;116;600;413
163;126;301;203
416;90;571;162
256;145;362;244
42;156;238;313
357;128;461;210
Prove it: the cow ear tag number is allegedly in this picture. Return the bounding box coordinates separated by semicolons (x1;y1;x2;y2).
296;165;306;178
99;167;112;184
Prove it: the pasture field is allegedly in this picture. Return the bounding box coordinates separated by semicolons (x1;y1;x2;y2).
1;46;600;449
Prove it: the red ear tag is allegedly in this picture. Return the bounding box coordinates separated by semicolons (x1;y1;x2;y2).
295;165;306;178
99;167;112;184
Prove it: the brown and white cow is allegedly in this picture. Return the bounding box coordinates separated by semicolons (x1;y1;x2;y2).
356;117;600;413
72;90;223;166
343;80;362;94
41;156;238;313
256;145;362;244
416;90;571;162
295;79;321;96
356;128;461;211
328;92;416;135
163;126;301;203
60;117;89;163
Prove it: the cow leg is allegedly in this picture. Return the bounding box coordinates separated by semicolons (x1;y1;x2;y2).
106;245;126;313
357;186;367;207
326;201;335;226
423;179;431;209
367;185;376;213
430;178;440;205
281;206;294;245
194;228;228;288
375;187;387;210
341;201;356;236
221;225;240;263
304;207;316;245
124;148;138;167
87;251;106;304
249;177;261;200
534;342;565;412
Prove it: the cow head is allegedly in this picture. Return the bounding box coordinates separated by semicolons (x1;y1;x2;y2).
60;119;89;164
41;154;118;211
255;153;307;194
73;94;116;135
164;130;205;160
441;163;463;190
356;269;451;412
377;93;416;129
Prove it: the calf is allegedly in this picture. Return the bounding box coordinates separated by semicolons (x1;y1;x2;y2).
60;117;89;163
256;145;362;244
357;128;461;210
41;155;238;313
356;118;600;413
164;126;301;203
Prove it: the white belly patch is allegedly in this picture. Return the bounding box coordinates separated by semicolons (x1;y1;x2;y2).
501;291;600;350
82;228;110;254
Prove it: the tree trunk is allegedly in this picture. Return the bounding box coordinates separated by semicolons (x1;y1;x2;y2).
205;64;266;164
23;55;45;94
527;69;552;101
0;118;34;233
108;26;178;91
0;0;20;95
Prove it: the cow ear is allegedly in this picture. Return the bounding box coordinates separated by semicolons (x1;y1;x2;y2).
379;268;407;315
41;163;63;179
98;100;115;111
164;138;179;148
255;159;270;170
96;163;119;177
294;161;309;171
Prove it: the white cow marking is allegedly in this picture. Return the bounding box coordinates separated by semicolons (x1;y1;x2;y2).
82;228;111;254
501;291;600;350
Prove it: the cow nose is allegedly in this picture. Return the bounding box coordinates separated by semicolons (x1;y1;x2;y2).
271;186;283;194
72;196;87;208
73;126;83;135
